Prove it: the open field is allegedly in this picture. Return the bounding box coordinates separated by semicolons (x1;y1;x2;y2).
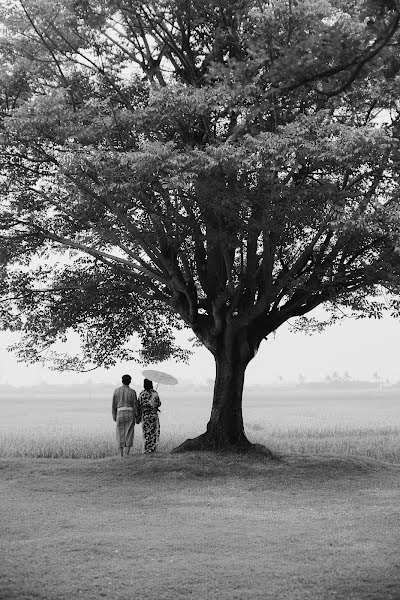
0;387;399;461
1;388;400;599
1;422;400;462
1;452;400;600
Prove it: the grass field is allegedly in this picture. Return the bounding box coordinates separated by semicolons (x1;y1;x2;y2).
0;387;399;462
1;387;400;600
1;452;400;600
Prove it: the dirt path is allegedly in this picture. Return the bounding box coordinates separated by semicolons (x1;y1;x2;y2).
1;453;399;600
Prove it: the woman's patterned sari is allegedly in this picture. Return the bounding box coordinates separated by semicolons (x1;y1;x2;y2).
138;390;161;453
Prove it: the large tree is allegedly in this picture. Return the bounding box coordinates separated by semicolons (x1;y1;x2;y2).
1;0;400;451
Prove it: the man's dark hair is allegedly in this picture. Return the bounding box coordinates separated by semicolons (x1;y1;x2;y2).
143;378;153;391
122;374;132;385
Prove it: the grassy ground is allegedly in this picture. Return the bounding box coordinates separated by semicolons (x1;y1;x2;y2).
1;388;400;598
1;452;400;600
1;422;400;462
1;388;400;462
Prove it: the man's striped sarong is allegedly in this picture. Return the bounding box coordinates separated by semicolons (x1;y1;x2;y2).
116;407;135;448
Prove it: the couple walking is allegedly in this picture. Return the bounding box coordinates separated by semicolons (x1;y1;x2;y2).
112;374;161;456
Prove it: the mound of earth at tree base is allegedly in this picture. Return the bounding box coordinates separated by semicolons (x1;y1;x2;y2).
172;433;278;459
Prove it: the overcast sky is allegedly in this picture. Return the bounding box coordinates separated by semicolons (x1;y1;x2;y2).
0;309;398;386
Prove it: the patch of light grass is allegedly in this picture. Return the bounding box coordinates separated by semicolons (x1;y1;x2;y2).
1;421;400;463
0;425;116;459
0;422;201;459
246;422;400;463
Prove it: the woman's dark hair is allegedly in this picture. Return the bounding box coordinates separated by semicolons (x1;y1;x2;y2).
143;378;153;391
122;374;132;385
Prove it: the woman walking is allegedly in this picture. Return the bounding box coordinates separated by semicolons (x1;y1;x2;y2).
137;378;161;453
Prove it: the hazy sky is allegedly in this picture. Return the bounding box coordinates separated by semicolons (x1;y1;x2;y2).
0;309;398;386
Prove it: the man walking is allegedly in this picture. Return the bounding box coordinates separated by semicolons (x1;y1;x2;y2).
112;374;138;457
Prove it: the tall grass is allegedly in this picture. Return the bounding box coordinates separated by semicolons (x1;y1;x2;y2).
0;422;202;459
247;422;400;463
1;389;399;461
1;421;400;463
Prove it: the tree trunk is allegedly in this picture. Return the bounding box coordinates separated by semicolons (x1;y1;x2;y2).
173;332;274;456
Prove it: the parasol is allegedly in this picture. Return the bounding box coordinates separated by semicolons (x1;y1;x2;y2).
142;369;178;386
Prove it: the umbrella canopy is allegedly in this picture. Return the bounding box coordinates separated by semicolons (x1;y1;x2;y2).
142;369;178;385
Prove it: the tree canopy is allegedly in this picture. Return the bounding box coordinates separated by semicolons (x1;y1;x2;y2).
1;0;400;449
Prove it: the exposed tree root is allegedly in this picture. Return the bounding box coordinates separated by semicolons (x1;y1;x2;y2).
172;432;278;460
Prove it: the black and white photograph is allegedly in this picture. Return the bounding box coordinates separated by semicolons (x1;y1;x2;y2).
1;1;400;598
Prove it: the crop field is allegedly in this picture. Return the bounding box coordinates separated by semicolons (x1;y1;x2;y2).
0;386;399;462
1;386;400;600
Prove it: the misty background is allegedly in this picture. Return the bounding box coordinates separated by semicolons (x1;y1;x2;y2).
0;309;399;391
1;309;399;459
